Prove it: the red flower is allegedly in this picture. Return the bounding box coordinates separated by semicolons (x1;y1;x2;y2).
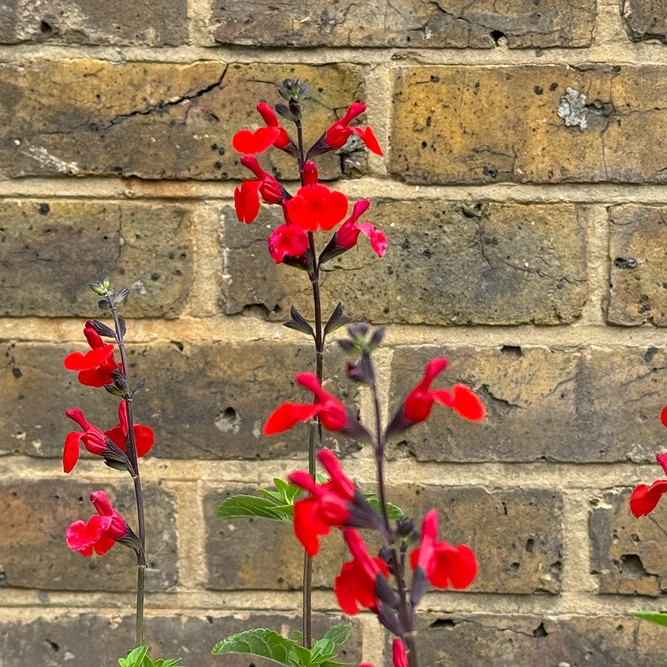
325;102;383;156
410;509;477;590
232;126;280;155
403;359;485;424
234;156;284;224
288;449;356;556
104;400;155;458
285;162;349;232
66;491;130;557
392;640;408;667
63;321;118;387
630;453;667;517
267;223;309;264
63;408;111;473
337;199;388;258
256;102;291;150
335;528;390;614
263;372;349;435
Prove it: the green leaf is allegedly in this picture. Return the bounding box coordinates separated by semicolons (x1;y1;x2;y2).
212;628;295;665
364;494;405;520
321;624;352;647
118;647;148;667
634;611;667;628
273;478;304;504
290;645;313;666
216;495;289;522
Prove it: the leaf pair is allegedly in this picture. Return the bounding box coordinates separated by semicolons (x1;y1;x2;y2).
213;624;352;667
217;477;303;523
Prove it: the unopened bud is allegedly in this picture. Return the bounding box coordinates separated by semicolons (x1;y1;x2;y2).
89;278;111;296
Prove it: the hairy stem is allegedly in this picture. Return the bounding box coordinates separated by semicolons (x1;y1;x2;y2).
110;303;147;647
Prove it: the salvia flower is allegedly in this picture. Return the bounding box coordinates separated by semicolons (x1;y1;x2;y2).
232;126;281;155
288;449;382;556
234;156;285;224
325;102;383;156
267;223;309;264
264;372;350;435
387;359;485;437
256;102;291;150
334;528;391;615
104;400;155;459
285;162;349;232
630;452;667;517
336;199;388;258
409;509;477;605
63;321;119;387
66;491;133;557
63;408;119;473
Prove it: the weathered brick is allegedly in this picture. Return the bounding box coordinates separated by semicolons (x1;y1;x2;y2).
223;201;587;325
0;480;177;591
590;488;667;595
622;0;667;42
211;0;595;48
0;61;362;179
0;613;362;667
1;341;360;460
389;345;667;462
0;200;193;317
608;205;667;326
5;0;188;46
0;0;18;42
391;65;667;184
402;614;667;667
206;484;562;594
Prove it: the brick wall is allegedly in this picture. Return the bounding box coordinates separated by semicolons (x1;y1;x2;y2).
2;1;667;665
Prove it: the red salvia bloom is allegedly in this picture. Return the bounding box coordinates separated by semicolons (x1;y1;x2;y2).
63;321;118;387
232;126;280;155
104;400;155;458
263;372;349;435
325;102;383;156
403;359;485;424
410;509;477;590
66;491;129;557
337;199;388;258
234;156;284;224
285;161;349;232
267;223;309;264
335;528;390;615
63;408;111;473
630;452;667;517
392;640;409;667
288;449;356;556
256;102;291;150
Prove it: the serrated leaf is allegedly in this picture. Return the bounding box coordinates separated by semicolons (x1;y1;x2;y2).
259;488;285;502
321;624;352;646
634;611;667;628
273;478;304;504
217;495;289;522
212;628;295;665
364;494;405;520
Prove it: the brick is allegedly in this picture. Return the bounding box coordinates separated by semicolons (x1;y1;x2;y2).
1;341;360;460
0;480;177;591
403;614;667;667
0;613;362;667
391;65;667;185
7;0;188;46
0;200;193;317
211;0;594;48
590;488;667;595
389;345;667;462
0;61;362;179
223;201;587;325
622;0;667;42
0;0;18;42
205;486;350;590
206;484;562;594
608;205;667;326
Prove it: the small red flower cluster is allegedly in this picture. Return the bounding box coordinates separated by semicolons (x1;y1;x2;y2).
63;320;120;387
232;100;387;266
630;406;667;517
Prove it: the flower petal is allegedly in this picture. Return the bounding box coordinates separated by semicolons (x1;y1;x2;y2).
232;127;280;155
64;345;114;372
234;180;262;224
134;425;154;457
263;402;320;435
63;431;82;474
630;480;667;517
